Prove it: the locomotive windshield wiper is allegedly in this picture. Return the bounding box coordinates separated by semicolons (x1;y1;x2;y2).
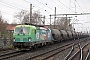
23;32;25;35
18;28;24;34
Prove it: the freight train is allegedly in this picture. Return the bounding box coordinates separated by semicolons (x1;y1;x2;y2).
13;24;89;49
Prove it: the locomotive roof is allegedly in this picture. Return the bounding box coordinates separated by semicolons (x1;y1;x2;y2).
24;23;44;27
36;27;48;30
15;25;36;28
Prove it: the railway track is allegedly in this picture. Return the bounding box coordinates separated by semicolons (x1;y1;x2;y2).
64;42;90;60
85;48;90;60
26;39;86;60
0;38;89;60
0;48;13;51
0;50;28;60
5;40;78;60
64;42;82;60
0;48;15;54
27;43;72;60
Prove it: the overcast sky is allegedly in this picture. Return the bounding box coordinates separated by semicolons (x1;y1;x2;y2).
0;0;90;32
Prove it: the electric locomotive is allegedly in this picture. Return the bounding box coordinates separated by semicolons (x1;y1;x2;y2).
13;25;52;49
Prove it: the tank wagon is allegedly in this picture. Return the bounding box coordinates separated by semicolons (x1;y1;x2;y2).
13;24;89;49
67;31;73;40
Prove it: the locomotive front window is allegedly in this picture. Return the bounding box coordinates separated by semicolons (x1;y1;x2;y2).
15;27;30;34
23;27;30;34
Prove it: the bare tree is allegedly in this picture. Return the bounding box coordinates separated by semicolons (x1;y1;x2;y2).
0;12;8;37
0;12;5;31
52;17;73;30
14;10;28;24
22;13;30;24
32;11;43;25
14;10;43;25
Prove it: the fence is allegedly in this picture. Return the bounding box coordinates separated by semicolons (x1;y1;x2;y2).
0;38;12;49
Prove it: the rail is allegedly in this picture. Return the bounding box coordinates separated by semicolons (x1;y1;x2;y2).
27;40;84;60
64;43;74;60
67;42;90;60
85;48;90;60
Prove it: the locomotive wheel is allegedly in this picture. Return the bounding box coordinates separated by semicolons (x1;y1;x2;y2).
30;46;34;51
34;44;38;49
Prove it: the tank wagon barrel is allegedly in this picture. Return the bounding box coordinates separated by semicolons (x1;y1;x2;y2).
66;31;73;40
51;29;62;42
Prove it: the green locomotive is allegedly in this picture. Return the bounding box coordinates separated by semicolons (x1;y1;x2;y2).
13;25;52;49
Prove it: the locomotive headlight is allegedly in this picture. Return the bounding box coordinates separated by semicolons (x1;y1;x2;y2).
28;37;31;41
29;39;31;41
13;39;15;41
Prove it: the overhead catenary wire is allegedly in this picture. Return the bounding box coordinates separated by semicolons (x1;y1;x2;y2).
0;0;50;17
51;0;65;12
75;0;84;13
0;0;31;23
69;0;73;8
36;0;63;14
23;0;31;4
35;0;76;25
56;0;75;13
0;0;26;10
23;0;53;25
0;1;27;20
74;0;77;13
81;0;89;20
23;0;51;14
0;2;16;16
35;0;54;11
0;0;89;25
0;11;13;16
81;0;87;10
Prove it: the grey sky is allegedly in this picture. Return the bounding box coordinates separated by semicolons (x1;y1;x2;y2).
0;0;90;32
